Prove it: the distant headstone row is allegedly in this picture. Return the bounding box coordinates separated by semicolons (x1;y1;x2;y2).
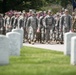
0;28;24;65
64;32;76;65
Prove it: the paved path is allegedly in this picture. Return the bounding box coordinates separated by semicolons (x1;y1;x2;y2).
23;43;64;52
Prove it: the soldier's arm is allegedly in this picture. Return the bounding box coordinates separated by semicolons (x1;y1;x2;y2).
59;16;64;31
26;17;30;32
13;18;16;28
70;15;72;31
43;16;47;28
38;17;41;29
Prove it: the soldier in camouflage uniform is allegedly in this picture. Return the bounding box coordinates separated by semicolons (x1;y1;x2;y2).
60;9;72;43
38;11;45;43
54;12;61;43
0;14;5;34
72;15;76;32
44;10;55;43
26;11;38;44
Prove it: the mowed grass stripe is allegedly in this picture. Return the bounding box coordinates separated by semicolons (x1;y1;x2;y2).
0;46;76;75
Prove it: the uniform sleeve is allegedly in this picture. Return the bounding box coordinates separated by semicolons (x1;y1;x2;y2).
26;17;31;31
43;16;47;28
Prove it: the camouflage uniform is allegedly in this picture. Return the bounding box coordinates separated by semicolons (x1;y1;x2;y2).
44;13;55;43
38;15;45;43
0;14;5;34
26;13;38;44
72;16;76;32
60;9;72;43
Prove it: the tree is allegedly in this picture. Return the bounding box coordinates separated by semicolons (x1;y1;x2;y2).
0;0;74;13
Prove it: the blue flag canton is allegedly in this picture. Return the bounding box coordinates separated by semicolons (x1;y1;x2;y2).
72;0;76;9
72;0;76;6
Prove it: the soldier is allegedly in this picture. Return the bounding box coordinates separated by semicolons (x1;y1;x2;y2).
44;10;55;43
26;11;38;44
38;11;46;43
60;9;72;43
4;14;12;33
18;12;24;28
13;12;19;29
10;13;15;29
72;12;75;21
22;12;28;42
54;12;61;43
28;9;33;17
72;15;76;32
0;14;5;34
18;11;28;42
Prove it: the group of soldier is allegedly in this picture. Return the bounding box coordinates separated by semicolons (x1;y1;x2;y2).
0;8;76;44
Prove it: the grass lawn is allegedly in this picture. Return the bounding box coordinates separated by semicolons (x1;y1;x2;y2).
0;46;76;75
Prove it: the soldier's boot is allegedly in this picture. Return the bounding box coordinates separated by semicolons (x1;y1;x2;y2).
28;39;31;44
31;40;35;45
60;41;64;44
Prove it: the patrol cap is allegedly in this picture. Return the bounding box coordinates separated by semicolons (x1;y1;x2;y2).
65;9;68;12
39;11;42;13
29;9;33;12
18;11;22;14
32;11;36;15
48;10;52;12
0;13;3;16
56;12;60;16
75;15;76;19
22;10;25;14
72;12;75;15
62;8;64;11
14;12;17;15
44;11;46;13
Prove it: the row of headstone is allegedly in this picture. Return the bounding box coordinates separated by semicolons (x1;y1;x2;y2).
64;32;76;65
0;28;24;65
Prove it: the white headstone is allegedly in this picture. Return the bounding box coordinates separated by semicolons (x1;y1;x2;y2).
0;35;9;65
12;28;23;48
64;32;76;55
6;32;20;56
71;36;76;65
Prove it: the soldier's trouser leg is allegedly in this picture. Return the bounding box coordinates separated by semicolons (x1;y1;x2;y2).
29;29;36;41
50;29;53;41
23;27;26;39
28;33;31;40
30;32;34;41
0;28;1;34
28;27;33;41
41;28;45;42
2;27;6;35
28;32;33;44
56;30;59;41
45;29;50;42
61;27;69;43
36;32;41;42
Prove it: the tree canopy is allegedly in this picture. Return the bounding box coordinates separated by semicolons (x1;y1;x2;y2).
0;0;73;13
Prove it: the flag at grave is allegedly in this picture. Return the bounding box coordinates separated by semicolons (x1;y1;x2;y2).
72;0;76;10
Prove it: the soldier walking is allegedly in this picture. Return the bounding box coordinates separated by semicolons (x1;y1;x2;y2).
60;9;72;43
26;11;38;44
44;10;55;43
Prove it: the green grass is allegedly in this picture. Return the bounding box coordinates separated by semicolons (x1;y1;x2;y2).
0;46;76;75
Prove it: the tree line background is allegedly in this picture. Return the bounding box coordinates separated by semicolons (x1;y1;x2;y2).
0;0;73;13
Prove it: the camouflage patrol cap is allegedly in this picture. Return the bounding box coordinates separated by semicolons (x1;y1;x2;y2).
48;10;52;12
75;15;76;19
29;9;33;12
65;9;68;12
32;11;36;15
56;12;60;16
